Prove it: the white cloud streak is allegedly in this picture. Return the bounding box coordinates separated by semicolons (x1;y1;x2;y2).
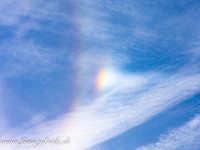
0;0;73;77
0;71;200;150
137;114;200;150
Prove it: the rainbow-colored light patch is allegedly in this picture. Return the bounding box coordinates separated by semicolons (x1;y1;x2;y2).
96;68;119;92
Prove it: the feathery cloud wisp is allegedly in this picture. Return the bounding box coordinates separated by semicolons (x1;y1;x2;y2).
0;70;200;150
137;114;200;150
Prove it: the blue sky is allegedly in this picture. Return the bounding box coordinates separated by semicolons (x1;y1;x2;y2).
0;0;200;150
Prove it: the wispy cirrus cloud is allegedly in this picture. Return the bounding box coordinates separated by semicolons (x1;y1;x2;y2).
0;0;74;77
0;69;200;150
0;39;59;76
137;114;200;150
0;0;70;26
